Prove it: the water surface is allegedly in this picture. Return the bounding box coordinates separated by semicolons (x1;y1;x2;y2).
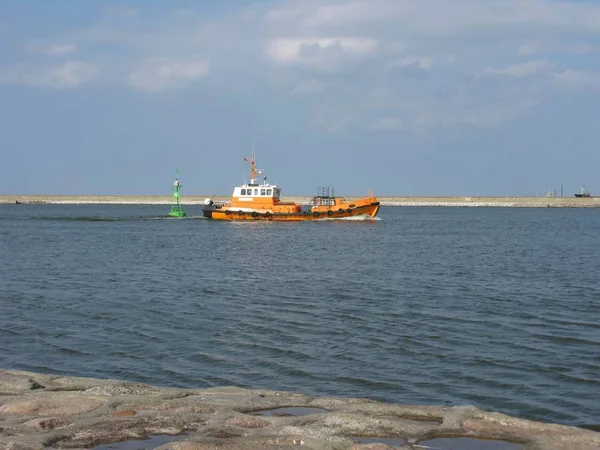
1;204;599;427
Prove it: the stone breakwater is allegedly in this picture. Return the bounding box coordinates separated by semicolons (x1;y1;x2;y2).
2;195;600;207
1;370;598;450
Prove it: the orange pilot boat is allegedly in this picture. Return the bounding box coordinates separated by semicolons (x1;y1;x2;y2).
202;154;380;221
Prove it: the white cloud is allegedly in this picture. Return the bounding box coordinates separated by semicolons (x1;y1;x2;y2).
51;61;97;87
365;95;540;133
265;8;302;23
392;56;435;70
263;0;600;35
566;43;596;54
266;37;378;71
516;41;596;56
486;60;551;77
46;44;77;56
0;61;98;89
105;5;140;18
368;87;393;100
266;0;409;27
23;42;77;56
289;79;325;95
4;0;600;132
551;70;600;91
517;42;543;56
127;58;210;92
370;117;405;131
311;107;356;133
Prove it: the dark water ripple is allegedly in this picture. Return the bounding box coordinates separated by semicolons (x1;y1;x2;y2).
1;204;599;427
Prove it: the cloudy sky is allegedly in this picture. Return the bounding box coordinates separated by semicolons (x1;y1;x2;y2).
1;0;599;196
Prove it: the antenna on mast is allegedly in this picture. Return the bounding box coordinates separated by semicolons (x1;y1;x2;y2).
249;152;256;184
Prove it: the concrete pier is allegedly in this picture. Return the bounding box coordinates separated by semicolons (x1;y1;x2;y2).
1;195;599;207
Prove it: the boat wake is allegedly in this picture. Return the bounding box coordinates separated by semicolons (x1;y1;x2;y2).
30;216;121;222
331;214;381;221
28;215;207;222
153;215;206;220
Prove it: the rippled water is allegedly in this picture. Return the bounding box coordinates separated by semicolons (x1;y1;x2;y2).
1;204;599;427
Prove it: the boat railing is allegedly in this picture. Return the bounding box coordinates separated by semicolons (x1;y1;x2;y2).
312;196;336;207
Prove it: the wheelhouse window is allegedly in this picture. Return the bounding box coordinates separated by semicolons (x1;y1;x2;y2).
267;189;272;195
260;189;266;195
241;189;246;195
254;189;258;195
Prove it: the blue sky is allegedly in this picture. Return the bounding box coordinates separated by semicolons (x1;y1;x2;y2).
1;0;600;197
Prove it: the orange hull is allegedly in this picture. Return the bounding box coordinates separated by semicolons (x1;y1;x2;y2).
204;200;380;221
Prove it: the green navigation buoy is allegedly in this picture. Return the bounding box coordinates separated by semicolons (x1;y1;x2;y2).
168;169;186;218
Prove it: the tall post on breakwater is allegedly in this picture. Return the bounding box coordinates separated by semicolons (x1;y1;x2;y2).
168;168;186;217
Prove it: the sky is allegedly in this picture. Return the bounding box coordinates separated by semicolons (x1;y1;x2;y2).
1;0;600;197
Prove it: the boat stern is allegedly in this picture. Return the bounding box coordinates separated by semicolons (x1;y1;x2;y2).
202;198;225;219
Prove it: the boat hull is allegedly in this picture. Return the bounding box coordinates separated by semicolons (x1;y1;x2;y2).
203;202;380;221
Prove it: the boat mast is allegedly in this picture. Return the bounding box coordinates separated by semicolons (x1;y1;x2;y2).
249;152;256;184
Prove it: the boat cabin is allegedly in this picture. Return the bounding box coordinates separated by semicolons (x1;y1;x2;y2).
233;184;281;201
230;181;298;210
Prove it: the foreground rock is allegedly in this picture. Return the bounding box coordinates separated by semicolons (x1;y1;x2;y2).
0;370;597;450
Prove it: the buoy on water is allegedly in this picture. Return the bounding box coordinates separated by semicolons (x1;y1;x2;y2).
168;169;186;218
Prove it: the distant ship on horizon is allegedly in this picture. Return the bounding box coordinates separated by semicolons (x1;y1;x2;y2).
574;185;592;198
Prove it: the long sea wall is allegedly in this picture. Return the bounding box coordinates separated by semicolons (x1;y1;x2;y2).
1;369;598;449
1;195;600;207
